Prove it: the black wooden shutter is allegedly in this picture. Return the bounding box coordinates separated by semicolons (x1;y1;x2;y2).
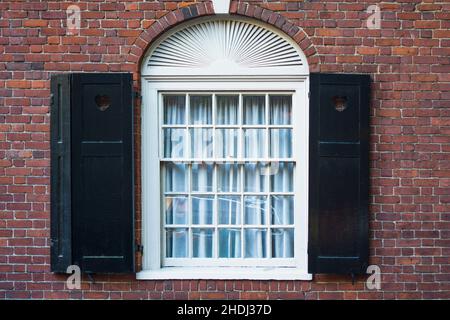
308;73;370;275
50;74;72;272
50;73;134;273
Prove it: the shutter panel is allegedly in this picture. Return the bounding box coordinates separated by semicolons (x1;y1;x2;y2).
50;74;72;272
71;73;134;273
308;73;370;275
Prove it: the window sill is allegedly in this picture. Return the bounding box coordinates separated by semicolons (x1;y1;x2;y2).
136;267;312;280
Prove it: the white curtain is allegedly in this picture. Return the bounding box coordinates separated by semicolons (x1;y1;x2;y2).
191;128;213;158
270;162;293;192
271;195;293;225
216;129;238;158
245;228;267;258
244;196;266;258
243;96;265;125
192;196;213;224
163;96;185;159
219;228;241;258
164;128;184;158
244;196;266;225
217;195;241;258
166;228;188;258
165;163;188;258
217;95;239;258
244;163;266;192
164;163;186;193
244;96;265;159
269;159;294;257
218;163;241;258
190;96;212;124
192;163;213;192
190;96;213;160
270;95;291;125
190;96;213;258
217;95;238;124
217;163;240;192
192;195;213;258
193;228;213;258
192;193;213;257
272;229;294;258
270;129;292;158
216;96;238;159
164;95;185;124
163;94;294;259
165;196;187;224
164;96;188;258
218;194;241;257
269;96;292;158
244;129;265;158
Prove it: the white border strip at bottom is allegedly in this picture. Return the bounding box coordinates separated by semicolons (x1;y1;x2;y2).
137;268;313;280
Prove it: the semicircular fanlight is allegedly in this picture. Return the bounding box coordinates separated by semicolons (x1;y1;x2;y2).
147;20;303;69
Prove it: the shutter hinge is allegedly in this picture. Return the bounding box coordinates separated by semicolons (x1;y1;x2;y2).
134;91;142;100
308;91;310;99
136;244;144;254
50;93;54;106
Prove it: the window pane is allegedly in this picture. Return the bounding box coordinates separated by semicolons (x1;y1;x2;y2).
164;163;187;192
190;128;213;158
244;129;265;158
163;128;185;158
269;95;291;125
192;163;213;192
219;228;241;258
217;95;239;125
270;129;292;158
166;228;188;258
270;162;294;192
271;196;294;225
244;163;267;192
243;95;265;125
192;228;214;258
244;196;266;225
165;196;188;225
218;196;241;224
163;95;185;124
190;95;212;124
244;229;267;258
217;163;240;192
192;196;214;225
215;129;238;158
271;228;294;258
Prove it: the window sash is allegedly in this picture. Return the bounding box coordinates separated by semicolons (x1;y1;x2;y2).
160;91;297;267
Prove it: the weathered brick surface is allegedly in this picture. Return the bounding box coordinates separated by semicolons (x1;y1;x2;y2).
0;0;449;299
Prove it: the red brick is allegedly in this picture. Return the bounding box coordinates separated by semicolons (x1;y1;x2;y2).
23;20;48;27
0;0;447;301
415;21;440;29
6;80;31;89
392;47;418;56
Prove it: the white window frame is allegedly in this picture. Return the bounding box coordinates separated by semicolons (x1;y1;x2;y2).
138;16;311;280
162;91;297;267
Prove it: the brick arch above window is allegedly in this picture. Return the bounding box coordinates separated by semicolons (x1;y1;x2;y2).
126;2;318;73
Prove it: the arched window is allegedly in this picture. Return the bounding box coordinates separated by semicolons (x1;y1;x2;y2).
139;16;310;279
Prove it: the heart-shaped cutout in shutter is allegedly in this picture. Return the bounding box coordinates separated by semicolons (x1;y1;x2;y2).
95;94;111;111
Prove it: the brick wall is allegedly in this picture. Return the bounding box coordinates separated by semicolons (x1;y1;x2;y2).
0;0;449;299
